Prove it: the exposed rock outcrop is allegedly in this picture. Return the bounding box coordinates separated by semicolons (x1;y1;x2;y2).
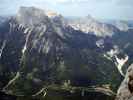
67;15;120;37
116;64;133;100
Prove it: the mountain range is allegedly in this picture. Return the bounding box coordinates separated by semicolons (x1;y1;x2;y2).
0;6;133;100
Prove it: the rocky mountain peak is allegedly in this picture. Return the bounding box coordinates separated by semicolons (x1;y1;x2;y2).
67;15;119;37
112;21;129;31
16;6;49;27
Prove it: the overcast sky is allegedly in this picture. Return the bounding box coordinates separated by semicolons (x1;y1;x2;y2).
0;0;133;20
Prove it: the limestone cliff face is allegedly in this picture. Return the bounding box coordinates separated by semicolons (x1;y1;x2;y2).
116;64;133;100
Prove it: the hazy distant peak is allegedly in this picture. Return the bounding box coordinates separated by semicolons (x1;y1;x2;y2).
86;14;95;20
67;15;119;37
112;21;129;31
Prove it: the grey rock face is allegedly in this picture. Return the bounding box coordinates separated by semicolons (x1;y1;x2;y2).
16;6;49;27
67;15;119;37
116;64;133;100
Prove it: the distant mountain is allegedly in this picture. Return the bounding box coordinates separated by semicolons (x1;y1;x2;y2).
66;15;120;37
111;21;129;31
0;16;6;24
127;20;133;28
101;19;133;31
0;7;133;100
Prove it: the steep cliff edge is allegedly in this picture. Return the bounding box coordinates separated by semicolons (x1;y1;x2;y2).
116;64;133;100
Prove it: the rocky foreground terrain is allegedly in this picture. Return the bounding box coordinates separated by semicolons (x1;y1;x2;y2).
116;64;133;100
0;7;133;100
